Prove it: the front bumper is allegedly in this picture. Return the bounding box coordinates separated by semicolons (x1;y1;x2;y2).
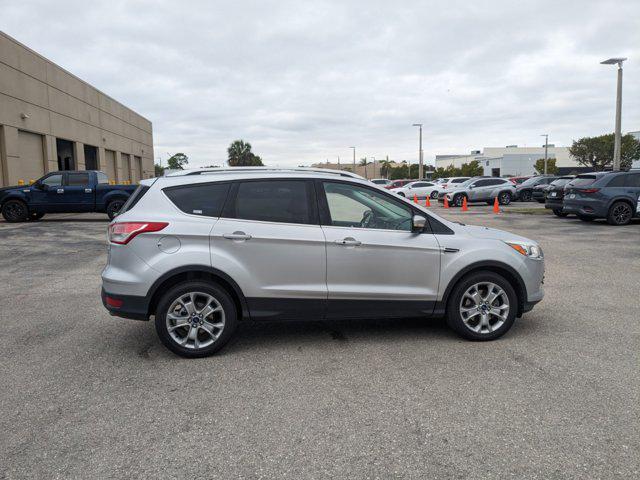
101;288;150;321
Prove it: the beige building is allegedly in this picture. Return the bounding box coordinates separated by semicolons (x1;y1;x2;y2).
0;31;153;187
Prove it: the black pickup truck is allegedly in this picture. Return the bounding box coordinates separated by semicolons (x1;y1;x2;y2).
0;170;137;222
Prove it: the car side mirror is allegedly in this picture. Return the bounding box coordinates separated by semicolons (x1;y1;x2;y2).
468;184;474;189
34;182;46;190
412;215;427;231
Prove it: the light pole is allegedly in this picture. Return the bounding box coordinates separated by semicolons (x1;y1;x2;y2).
601;57;627;171
540;134;549;174
412;124;423;179
349;146;356;174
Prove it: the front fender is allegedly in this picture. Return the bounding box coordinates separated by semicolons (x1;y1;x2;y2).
102;189;130;208
0;190;30;208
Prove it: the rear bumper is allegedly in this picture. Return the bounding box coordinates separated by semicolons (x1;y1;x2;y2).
101;288;150;321
562;199;607;217
544;198;563;209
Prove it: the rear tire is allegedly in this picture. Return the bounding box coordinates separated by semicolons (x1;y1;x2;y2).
446;271;518;341
2;199;29;222
397;192;405;197
430;191;439;199
155;281;238;358
519;190;532;202
106;199;125;220
453;194;465;207
607;201;633;226
553;209;568;217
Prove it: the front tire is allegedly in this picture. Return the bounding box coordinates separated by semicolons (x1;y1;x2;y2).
452;194;465;207
155;281;238;358
2;199;29;222
519;190;532;202
607;201;633;226
106;199;125;220
446;271;518;341
498;191;512;205
397;192;405;197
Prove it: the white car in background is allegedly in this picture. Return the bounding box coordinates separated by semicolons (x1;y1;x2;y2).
392;180;439;198
432;176;471;198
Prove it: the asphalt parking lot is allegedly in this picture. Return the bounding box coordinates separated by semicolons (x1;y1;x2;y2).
0;206;638;479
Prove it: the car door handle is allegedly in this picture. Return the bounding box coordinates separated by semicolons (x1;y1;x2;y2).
335;237;362;246
56;188;64;194
223;232;252;241
85;188;92;193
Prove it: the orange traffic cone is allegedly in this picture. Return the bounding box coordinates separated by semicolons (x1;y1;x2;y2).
493;196;500;213
425;196;431;207
413;194;418;203
443;196;449;208
462;196;468;211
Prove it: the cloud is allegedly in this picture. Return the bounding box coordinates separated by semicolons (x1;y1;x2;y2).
2;0;639;167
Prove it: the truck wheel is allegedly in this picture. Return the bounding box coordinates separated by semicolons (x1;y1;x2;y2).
607;201;633;226
155;281;238;358
553;209;568;217
106;200;125;220
446;271;518;341
2;200;29;222
30;212;45;221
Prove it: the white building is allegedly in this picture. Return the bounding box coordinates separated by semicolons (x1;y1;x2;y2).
435;145;584;177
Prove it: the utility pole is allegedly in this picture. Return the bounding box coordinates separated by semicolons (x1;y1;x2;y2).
412;124;423;179
371;157;376;178
541;134;549;174
349;146;356;174
337;156;340;170
601;58;627;171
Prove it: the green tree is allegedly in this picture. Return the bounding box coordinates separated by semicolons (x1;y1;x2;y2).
379;160;392;179
459;160;484;177
166;153;189;170
534;158;559;175
154;163;165;176
227;140;264;166
569;133;640;171
359;157;369;178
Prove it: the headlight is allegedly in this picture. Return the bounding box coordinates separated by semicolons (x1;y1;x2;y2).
505;241;543;259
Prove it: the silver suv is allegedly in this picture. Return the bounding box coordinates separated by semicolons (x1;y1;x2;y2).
101;168;544;357
444;177;517;207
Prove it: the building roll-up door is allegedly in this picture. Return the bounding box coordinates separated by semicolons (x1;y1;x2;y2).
133;156;142;183
104;150;116;182
11;130;45;185
120;153;131;182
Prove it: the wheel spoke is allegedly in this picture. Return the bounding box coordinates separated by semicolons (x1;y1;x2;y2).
168;322;190;331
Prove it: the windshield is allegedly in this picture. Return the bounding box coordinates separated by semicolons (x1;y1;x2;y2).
520;176;542;186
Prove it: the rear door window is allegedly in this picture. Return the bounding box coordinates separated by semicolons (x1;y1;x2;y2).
164;182;230;217
67;173;90;186
606;175;627;187
230;180;313;225
626;174;640;187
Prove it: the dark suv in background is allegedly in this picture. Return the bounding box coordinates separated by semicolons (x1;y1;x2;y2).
516;176;557;202
544;176;575;216
563;171;640;225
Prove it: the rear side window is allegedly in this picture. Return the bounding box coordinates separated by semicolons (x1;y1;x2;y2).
97;172;109;184
120;185;150;214
551;177;572;186
606;175;627;187
627;174;640;187
164;183;230;217
451;178;468;183
571;175;597;187
232;180;312;224
67;173;90;186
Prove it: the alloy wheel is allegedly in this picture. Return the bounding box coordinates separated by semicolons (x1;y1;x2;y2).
611;203;632;225
459;282;510;334
165;292;226;350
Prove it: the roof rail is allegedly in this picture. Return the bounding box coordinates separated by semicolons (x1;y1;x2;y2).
165;166;364;179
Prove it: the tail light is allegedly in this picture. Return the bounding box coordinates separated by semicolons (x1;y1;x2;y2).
578;188;600;194
109;222;168;244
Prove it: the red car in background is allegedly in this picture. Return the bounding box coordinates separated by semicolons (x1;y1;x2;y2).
386;179;413;189
507;176;531;185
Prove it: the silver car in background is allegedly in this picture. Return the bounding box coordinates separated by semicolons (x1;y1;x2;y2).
443;177;517;206
102;167;544;357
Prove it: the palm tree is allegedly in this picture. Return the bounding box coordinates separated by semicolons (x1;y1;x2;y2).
379;159;392;179
227;140;264;166
359;157;369;179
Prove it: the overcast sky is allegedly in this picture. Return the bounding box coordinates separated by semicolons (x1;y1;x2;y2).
3;0;639;167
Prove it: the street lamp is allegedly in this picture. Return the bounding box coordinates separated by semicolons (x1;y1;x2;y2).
600;57;627;171
540;134;549;174
412;124;423;179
